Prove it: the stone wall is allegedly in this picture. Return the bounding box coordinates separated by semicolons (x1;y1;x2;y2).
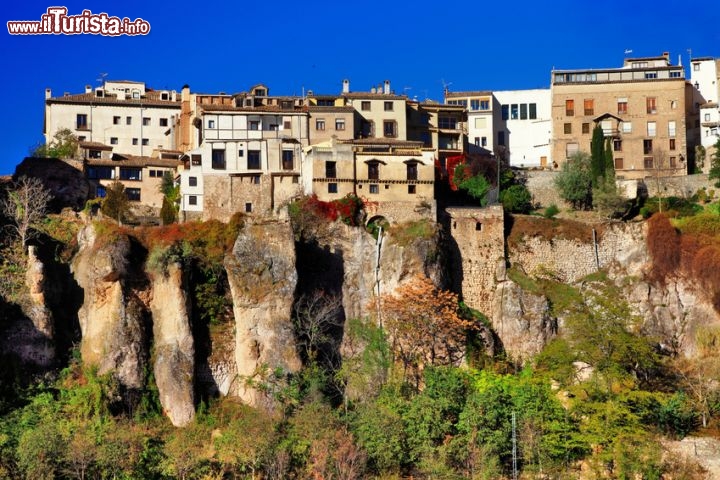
508;220;648;283
445;205;505;316
525;171;567;209
642;173;714;198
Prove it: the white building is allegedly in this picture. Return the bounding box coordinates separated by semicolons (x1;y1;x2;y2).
44;80;181;157
690;58;720;170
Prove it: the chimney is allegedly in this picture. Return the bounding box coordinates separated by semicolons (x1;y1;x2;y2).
45;88;52;100
384;80;390;94
181;84;190;102
171;90;177;102
371;87;377;94
85;84;92;94
663;51;670;60
342;79;350;93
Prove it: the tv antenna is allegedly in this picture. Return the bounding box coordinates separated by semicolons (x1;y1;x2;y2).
441;78;452;96
96;72;108;85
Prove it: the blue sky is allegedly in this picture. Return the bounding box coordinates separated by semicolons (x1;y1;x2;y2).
1;0;718;175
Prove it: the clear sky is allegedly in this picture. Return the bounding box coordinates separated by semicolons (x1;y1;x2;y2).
1;0;718;175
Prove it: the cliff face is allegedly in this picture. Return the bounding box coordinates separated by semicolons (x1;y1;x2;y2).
71;225;148;390
224;220;302;408
149;263;195;427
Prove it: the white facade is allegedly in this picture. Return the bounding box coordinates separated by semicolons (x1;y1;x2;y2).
44;81;180;157
492;89;552;167
690;58;719;104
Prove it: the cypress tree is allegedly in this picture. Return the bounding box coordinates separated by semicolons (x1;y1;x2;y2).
590;124;605;187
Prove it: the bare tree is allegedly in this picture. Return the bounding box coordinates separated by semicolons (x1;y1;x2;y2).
0;176;53;250
292;290;344;363
649;148;671;213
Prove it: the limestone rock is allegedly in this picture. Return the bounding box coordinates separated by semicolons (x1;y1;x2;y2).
149;263;195;427
224;220;301;408
492;279;556;363
71;224;147;389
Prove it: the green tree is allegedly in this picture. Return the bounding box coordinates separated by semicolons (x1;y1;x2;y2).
500;184;533;213
554;152;593;210
590;124;606;187
32;128;79;159
101;180;131;224
214;405;278;479
710;137;720;188
454;164;491;205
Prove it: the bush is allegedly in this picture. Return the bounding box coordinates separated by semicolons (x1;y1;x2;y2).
500;184;532;213
646;213;680;282
543;204;559;219
554;152;593;210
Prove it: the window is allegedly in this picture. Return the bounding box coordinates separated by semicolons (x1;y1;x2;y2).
125;188;141;201
110;137;118;145
188;195;197;205
565;99;574;116
316;119;325;131
284;120;291;129
88;149;101;159
268;124;278;131
126;116;132;125
582;123;590;134
249;120;259;130
282;150;294;170
212;149;226;170
643;139;653;154
335;119;345;130
510;104;519;119
474;137;480;146
328;183;338;194
481;100;490;110
78;136;86;141
617;98;628;114
670;156;677;168
647;122;657;137
119;168;142;181
622;122;632;133
113;116;121;125
439;117;457;129
481;136;487;147
668;121;676;137
247;150;261;169
143;117;151;126
564;123;572;134
520;104;528;120
383;120;397;137
613;139;622;151
644;157;654;169
363;120;375;138
705;113;711;122
250;175;260;184
189;176;197;187
646;97;657;114
584;99;594;116
474;117;487;129
384;101;393;111
142;139;149;146
669;138;676;150
671;100;678;109
76;114;88;129
368;162;380;180
470;100;480;111
501;105;509;120
245;203;252;213
529;103;537;119
325;161;336;178
361;101;371;111
497;131;505;146
160;118;168;127
406;162;418;180
408;185;416;194
645;72;658;79
670;71;681;78
566;142;579;158
96;185;106;198
615;158;623;169
693;63;700;71
369;184;379;194
132;138;138;145
87;166;114;179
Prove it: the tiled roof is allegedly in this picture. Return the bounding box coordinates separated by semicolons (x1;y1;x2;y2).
342;138;424;147
445;90;493;97
79;141;113;151
87;155;182;168
342;92;407;100
199;104;308;113
48;91;180;107
308;106;355;113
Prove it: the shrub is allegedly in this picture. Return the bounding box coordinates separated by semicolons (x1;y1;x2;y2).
554;152;593;210
543;204;559;219
500;184;532;214
646;213;680;282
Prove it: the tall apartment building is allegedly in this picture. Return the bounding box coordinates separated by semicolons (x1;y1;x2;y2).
445;89;551;167
551;53;694;179
690;57;720;171
45;80;181;157
179;84;308;220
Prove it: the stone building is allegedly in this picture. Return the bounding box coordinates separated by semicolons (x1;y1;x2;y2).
551;53;696;179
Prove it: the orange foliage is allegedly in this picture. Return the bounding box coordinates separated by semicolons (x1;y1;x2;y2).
376;275;477;383
646;213;681;282
691;245;720;311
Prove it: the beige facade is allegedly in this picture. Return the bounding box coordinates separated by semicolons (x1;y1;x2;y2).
306;138;436;223
45;81;181;157
308;105;355;143
551;54;693;179
407;102;466;169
